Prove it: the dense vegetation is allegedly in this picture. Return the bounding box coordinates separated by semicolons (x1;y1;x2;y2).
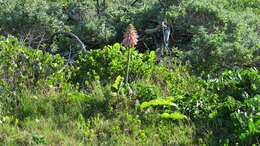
0;0;259;145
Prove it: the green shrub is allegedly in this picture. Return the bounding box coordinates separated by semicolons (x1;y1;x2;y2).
186;25;259;73
208;68;260;143
0;0;65;47
0;36;69;90
73;43;156;86
0;0;132;49
212;68;260;101
165;0;260;73
131;81;162;102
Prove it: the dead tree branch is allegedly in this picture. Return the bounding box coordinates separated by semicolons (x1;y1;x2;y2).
46;31;86;53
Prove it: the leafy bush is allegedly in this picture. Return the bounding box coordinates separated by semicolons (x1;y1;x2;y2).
0;36;92;121
212;68;260;101
131;81;162;102
165;0;260;73
0;36;69;90
0;0;65;47
73;43;156;86
208;68;260;143
0;0;133;49
186;25;259;73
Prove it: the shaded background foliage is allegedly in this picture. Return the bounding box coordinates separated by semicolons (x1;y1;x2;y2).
0;0;259;73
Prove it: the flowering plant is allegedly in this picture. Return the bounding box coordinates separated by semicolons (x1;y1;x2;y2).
122;24;139;48
122;24;139;83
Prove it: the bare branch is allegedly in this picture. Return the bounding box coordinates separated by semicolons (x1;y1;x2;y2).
130;0;139;6
47;31;86;53
144;25;161;34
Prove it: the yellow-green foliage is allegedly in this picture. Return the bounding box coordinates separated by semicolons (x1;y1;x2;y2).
140;99;177;111
73;43;156;85
160;112;187;120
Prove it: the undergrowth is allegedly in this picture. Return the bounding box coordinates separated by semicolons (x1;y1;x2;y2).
0;37;259;145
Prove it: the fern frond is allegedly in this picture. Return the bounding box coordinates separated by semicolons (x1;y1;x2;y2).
140;99;177;110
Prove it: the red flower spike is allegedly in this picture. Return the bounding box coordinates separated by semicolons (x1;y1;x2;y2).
122;24;139;47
